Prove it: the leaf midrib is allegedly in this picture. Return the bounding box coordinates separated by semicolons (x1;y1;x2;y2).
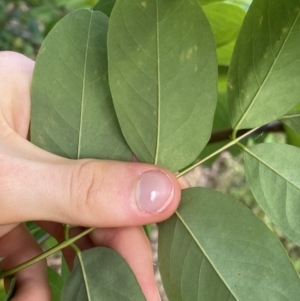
234;9;300;130
78;252;92;301
175;210;239;300
281;112;300;120
154;0;161;165
244;146;300;191
77;13;93;159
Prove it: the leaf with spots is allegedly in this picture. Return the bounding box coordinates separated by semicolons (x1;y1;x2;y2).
108;0;218;172
31;9;131;161
158;187;300;300
228;0;300;131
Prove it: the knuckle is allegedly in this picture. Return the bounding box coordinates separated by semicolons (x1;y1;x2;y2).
69;160;104;222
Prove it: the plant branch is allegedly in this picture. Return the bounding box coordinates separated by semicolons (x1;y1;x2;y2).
209;121;284;144
176;126;260;178
0;227;94;279
64;224;81;254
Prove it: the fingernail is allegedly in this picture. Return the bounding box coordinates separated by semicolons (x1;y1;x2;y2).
136;170;174;213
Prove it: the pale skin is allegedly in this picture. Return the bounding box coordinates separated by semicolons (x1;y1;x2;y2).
0;51;186;301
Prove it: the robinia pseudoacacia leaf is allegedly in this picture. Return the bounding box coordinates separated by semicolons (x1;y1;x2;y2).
31;9;131;161
159;187;300;300
108;0;218;172
228;0;300;130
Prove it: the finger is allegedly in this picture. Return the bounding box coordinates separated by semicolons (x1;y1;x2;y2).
0;51;33;138
38;222;160;300
89;226;160;301
1;146;181;227
0;224;50;301
0;224;19;239
0;52;181;228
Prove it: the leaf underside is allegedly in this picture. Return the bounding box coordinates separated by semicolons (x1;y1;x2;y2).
108;0;218;172
61;247;146;301
47;267;64;301
228;0;300;130
158;187;300;301
244;143;300;246
31;9;131;161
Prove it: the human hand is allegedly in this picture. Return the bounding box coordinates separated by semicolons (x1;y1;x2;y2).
0;51;182;301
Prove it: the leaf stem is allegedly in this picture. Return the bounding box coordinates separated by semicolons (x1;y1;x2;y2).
176;127;259;178
208;121;283;144
0;227;95;279
280;113;300;120
64;224;81;254
231;127;238;141
77;252;91;300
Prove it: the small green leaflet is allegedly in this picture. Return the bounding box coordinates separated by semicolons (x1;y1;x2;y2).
31;9;131;161
159;187;300;300
228;0;300;130
108;0;218;172
61;247;146;301
244;143;300;246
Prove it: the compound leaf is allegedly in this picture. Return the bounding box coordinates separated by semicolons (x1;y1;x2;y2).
108;0;218;172
31;9;131;161
159;188;300;300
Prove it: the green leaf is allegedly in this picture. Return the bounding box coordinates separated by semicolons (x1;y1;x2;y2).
108;0;218;172
48;267;64;301
225;0;252;11
244;143;300;246
158;187;300;300
199;0;224;6
93;0;116;16
217;39;235;65
31;9;131;161
285;125;300;148
3;278;16;301
203;3;245;48
61;247;146;301
61;257;70;283
228;0;300;130
55;0;98;9
281;111;300;134
0;280;6;301
26;222;47;242
199;0;252;11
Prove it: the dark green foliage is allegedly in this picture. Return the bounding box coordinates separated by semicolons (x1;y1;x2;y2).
3;0;300;299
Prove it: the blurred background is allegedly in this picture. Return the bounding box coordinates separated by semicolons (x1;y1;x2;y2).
0;0;98;58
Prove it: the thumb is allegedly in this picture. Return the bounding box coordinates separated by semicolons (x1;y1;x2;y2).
1;134;181;227
0;51;181;227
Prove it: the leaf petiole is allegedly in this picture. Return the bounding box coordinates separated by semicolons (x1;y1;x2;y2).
64;224;81;255
0;227;94;279
176;126;259;178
